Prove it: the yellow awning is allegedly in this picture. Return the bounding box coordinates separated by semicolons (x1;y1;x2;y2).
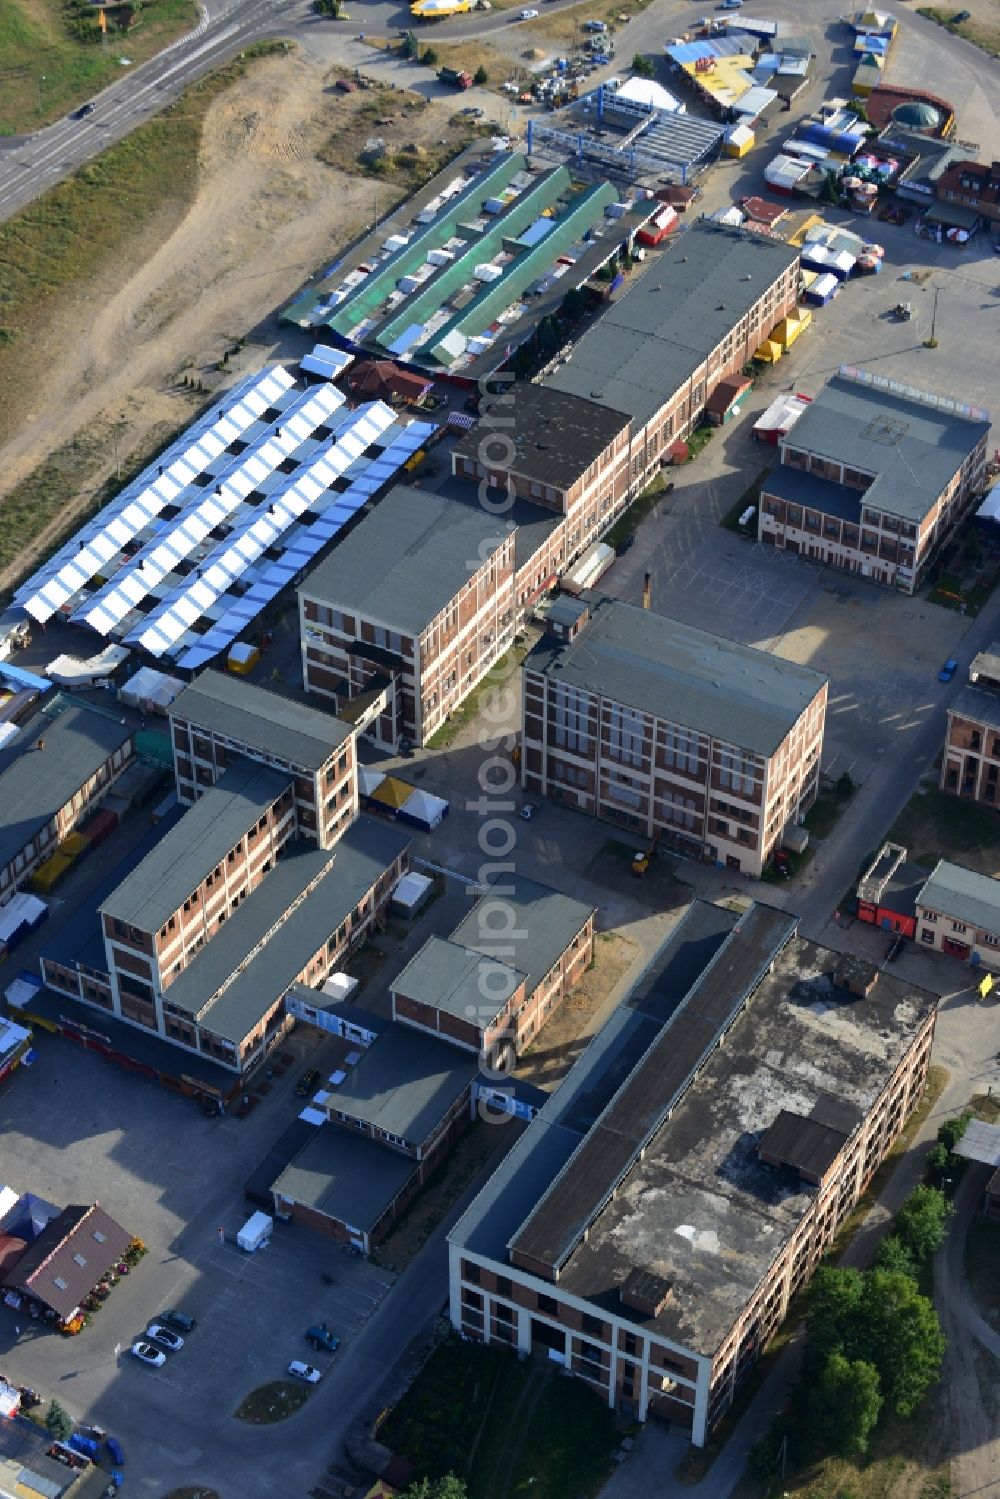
371;776;414;810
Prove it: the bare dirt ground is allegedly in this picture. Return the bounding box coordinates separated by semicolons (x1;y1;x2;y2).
515;930;642;1093
0;49;413;592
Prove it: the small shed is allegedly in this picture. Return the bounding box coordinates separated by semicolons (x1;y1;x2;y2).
705;375;752;425
804;272;839;305
391;871;435;918
725;122;755;158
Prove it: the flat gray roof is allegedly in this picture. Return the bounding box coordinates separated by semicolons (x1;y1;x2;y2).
525;593;826;756
272;1124;417;1233
452;387;630;491
199;816;410;1044
783;373;990;524
949;683;1000;735
761;464;862;525
450;873;596;1000
554;936;938;1354
0;704;132;880
169;670;353;770
392;936;525;1027
300;485;514;636
543;221;800;428
332;1022;479;1145
100;759;290;931
917;859;1000;933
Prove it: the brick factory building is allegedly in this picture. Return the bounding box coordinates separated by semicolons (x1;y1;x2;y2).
941;643;1000;805
299;485;516;750
448;901;938;1444
758;367;991;592
521;593;827;877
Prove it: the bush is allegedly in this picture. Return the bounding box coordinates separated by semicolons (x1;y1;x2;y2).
632;53;655;77
874;1234;916;1277
473;64;488;85
894;1184;952;1264
422;46;439;65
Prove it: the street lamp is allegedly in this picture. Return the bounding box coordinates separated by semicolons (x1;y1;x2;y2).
37;74;46;114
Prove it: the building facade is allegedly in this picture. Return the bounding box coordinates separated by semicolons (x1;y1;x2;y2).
758;368;991;592
300;486;516;750
521;594;827;876
0;705;133;907
935;158;1000;224
941;647;1000;805
914;859;1000;970
448;902;938;1445
168;670;358;850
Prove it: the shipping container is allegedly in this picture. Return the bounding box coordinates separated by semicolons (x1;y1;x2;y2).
80;807;119;847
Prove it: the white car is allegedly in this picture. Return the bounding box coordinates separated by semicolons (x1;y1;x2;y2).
519;7;539;16
131;1340;166;1368
287;1360;322;1384
146;1322;184;1352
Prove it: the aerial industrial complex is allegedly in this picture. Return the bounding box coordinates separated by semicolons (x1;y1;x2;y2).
2;0;999;1491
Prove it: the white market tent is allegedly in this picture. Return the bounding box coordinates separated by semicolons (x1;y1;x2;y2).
45;643;131;686
358;766;386;798
119;666;186;713
301;345;354;381
614;76;684;114
398;787;449;831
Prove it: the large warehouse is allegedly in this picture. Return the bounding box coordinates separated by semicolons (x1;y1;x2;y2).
281;149;656;378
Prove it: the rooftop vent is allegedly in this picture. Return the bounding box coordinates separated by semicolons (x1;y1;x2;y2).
620;1268;673;1318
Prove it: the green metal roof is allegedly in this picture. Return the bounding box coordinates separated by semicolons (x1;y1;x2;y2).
326;153;527;340
375;164;574;355
424;180;618;367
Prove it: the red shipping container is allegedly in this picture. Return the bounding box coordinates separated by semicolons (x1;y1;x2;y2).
80;808;119;848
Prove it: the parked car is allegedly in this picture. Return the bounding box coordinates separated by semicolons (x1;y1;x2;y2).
70;102;96;120
951;8;970;20
307;1324;340;1353
295;1067;321;1097
938;658;959;682
161;1308;196;1333
519;802;540;821
519;6;539;15
146;1323;184;1352
582;18;608;30
288;1360;323;1384
105;1437;125;1466
616;533;635;556
885;934;906;963
131;1341;166;1368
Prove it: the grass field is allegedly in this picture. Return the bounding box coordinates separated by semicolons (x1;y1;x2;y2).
0;0;199;133
378;1336;620;1499
918;5;1000;57
888;786;1000;876
0;44;284;586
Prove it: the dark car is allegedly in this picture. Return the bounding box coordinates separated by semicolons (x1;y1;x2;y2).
105;1437;125;1466
70;102;96;120
885;934;906;963
616;533;635;556
296;1067;321;1097
951;8;970;19
161;1308;196;1333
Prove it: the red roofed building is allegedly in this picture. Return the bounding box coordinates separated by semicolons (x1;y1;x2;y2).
740;196;788;231
345;360;432;406
865;84;955;138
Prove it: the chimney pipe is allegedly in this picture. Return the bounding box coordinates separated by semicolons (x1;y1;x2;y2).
643;572;651;610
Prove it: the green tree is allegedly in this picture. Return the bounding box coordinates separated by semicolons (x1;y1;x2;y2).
401;29;419;57
807;1352;882;1457
312;0;341;14
937;1112;972;1153
631;53;654;77
45;1400;73;1441
835;770;855;798
401;1479;468;1499
422;46;439;65
894;1184;952;1264
874;1233;916;1278
803;1265;864;1374
856;1270;946;1416
473;64;489;85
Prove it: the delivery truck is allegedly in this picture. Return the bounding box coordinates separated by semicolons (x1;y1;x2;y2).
237;1211;273;1253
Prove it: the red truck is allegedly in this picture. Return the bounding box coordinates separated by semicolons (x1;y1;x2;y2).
438;66;473;88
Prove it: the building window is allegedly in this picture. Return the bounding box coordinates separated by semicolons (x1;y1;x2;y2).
952;921;968;934
537;1293;558;1315
582;1312;604;1337
551;682;592;755
607;704;644;768
924;911;937;924
921;928;935;944
464;1261;481;1285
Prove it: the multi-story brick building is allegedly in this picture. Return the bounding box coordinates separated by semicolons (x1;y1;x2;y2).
0;704;133;906
541;222;801;482
941;643;1000;805
268;873;594;1249
299;485;516;750
521;593;827;876
758;368;991;592
37;675;409;1088
934;157;1000;225
168;670;357;849
914;859;1000;970
451;387;632;615
448;900;938;1445
391;874;595;1067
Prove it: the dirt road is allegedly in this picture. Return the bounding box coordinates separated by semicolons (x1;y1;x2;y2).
0;49;391;591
